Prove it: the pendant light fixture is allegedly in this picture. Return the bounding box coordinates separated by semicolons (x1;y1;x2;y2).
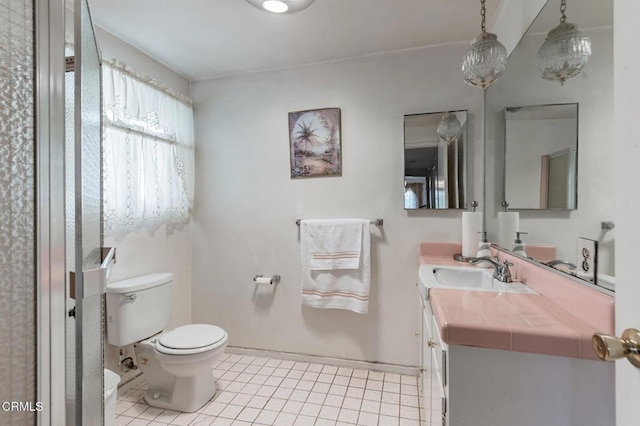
245;0;314;14
537;0;591;85
462;0;507;90
436;113;462;143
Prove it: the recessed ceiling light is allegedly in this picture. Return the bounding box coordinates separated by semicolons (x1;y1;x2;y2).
245;0;315;14
263;1;288;13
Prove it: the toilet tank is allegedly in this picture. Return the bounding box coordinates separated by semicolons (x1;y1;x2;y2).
106;273;173;347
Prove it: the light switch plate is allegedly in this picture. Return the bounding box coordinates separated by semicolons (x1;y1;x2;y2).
577;237;598;283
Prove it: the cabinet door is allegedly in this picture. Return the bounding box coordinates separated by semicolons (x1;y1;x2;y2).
421;309;432;421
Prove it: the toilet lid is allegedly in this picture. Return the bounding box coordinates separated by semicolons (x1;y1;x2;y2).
158;324;226;350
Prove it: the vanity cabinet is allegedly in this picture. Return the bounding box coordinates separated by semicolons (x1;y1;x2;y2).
417;287;614;426
419;294;447;426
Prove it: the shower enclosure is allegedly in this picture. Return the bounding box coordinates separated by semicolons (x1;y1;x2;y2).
0;0;106;424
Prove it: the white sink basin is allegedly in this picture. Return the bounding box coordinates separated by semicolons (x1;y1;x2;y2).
419;264;538;296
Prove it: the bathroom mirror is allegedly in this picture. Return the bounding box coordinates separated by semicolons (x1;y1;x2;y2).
485;0;614;291
403;110;468;210
504;103;578;210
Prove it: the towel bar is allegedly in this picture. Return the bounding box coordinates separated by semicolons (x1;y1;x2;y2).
295;218;383;226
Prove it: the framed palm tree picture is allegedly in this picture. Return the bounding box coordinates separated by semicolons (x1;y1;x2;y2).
289;107;342;178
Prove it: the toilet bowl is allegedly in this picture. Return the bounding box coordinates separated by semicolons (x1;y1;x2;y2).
106;273;228;412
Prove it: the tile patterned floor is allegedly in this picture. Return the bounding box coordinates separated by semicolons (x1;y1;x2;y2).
115;353;425;426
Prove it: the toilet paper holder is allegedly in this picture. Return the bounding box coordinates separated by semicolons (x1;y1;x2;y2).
253;274;281;285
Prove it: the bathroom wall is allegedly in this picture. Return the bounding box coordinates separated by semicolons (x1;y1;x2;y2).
191;43;484;367
64;8;193;382
485;28;614;274
97;30;193;381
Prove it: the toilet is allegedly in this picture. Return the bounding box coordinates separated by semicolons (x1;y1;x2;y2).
105;273;228;412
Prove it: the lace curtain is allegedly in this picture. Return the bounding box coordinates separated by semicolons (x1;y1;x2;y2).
102;61;194;235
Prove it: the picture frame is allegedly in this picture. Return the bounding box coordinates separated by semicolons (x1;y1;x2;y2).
288;107;342;178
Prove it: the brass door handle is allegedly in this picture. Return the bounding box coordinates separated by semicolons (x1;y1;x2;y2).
592;328;640;368
427;338;438;348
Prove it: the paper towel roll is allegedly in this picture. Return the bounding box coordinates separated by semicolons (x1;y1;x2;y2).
462;212;483;257
498;212;519;249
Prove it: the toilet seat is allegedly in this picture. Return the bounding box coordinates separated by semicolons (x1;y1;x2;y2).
155;324;228;355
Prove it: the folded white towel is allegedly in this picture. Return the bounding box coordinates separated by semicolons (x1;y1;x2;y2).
304;219;363;270
300;219;370;314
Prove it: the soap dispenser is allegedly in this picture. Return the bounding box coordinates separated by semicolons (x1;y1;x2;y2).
513;232;528;257
475;231;493;268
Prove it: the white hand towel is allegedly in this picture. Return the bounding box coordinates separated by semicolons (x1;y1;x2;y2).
300;219;370;314
304;219;363;270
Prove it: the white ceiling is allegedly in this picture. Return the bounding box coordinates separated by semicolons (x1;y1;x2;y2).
88;0;503;81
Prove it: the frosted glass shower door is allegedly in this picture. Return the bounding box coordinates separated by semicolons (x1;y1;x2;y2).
72;0;105;424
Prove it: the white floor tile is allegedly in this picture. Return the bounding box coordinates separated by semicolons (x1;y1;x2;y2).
338;407;359;423
385;373;401;383
190;414;214;426
295;380;314;391
336;367;353;377
272;387;293;400
213;391;236;404
306;391;327;405
282;399;304;414
332;375;350;386
368;371;384;381
300;402;322;417
363;389;382;402
289;389;310;402
253;409;279;425
273;411;297;426
236;406;260;422
263;397;287;412
352;369;369;379
295;414;317;425
116;353;422;426
342;396;362;411
201;401;226;417
246;395;269;409
218;404;243;419
380;402;399;417
379;414;400;426
323;394;344;408
357;411;379;426
360;399;380;414
116;416;135;426
255;385;276;397
292;361;309;370
315;419;337;426
401;394;419;408
169;411;198;425
400;405;420;420
318;405;340;421
345;387;365;399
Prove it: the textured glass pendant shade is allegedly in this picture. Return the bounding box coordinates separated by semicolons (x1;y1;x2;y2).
537;22;591;85
437;113;462;143
462;32;507;90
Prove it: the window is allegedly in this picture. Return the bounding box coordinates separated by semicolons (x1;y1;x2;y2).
102;60;194;235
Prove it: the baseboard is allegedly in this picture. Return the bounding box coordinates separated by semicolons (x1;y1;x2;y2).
225;346;419;377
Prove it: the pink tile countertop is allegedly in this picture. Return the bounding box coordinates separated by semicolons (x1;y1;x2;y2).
420;242;615;360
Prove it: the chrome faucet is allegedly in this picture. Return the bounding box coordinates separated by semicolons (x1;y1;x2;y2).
470;256;514;283
544;259;577;271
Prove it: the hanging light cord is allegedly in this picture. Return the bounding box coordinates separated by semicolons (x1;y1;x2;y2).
480;0;486;32
560;0;567;23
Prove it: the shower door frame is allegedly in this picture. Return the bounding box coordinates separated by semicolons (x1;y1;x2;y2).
35;0;68;424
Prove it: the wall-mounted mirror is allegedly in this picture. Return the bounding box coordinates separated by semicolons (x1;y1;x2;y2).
505;103;578;210
485;0;613;291
404;110;468;209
